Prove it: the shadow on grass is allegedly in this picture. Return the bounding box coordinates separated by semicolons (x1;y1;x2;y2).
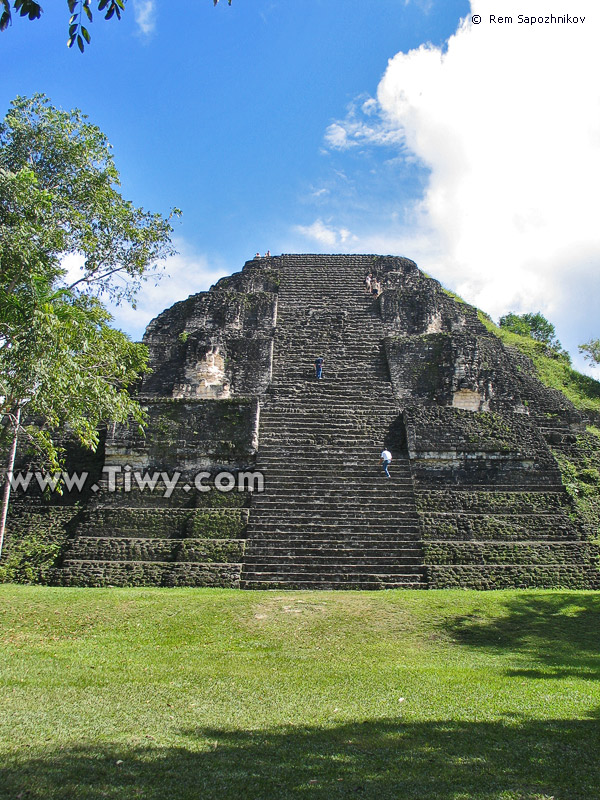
2;716;600;800
447;593;600;680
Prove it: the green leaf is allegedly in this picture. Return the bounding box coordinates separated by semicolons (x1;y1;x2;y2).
81;24;90;43
15;1;42;20
77;33;84;51
0;4;10;32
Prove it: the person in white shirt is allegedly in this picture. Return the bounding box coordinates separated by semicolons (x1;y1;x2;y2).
380;448;392;478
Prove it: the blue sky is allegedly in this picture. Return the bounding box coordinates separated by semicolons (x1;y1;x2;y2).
2;0;599;373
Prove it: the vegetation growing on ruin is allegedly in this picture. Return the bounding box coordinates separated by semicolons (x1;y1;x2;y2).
477;312;600;412
553;431;600;543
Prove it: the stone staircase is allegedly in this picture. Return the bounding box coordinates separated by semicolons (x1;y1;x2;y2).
58;484;249;588
241;255;426;589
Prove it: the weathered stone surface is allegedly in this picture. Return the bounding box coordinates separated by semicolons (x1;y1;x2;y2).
404;406;562;488
414;489;570;514
75;508;249;539
5;254;599;589
104;398;259;473
141;259;279;399
425;564;600;590
57;561;242;588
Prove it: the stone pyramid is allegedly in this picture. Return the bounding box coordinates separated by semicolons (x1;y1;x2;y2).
10;254;599;589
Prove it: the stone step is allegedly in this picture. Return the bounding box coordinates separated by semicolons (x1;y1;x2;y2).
247;524;420;534
65;537;245;562
240;579;426;590
251;509;417;519
244;554;423;565
256;454;412;464
246;532;421;542
58;560;242;588
245;545;423;557
241;562;425;576
248;508;419;519
253;480;414;491
247;508;419;519
257;432;401;442
247;523;421;533
257;468;412;476
252;488;416;499
74;508;249;539
248;522;419;533
251;508;416;518
239;572;426;587
257;442;407;451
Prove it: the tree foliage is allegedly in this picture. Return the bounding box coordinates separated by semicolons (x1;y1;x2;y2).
0;93;177;480
0;0;231;51
579;339;600;367
499;312;563;352
1;94;179;305
1;283;148;468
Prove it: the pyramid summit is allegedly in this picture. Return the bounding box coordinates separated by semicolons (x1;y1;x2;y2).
7;254;600;589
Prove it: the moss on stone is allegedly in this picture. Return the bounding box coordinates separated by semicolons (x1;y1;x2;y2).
0;506;80;585
185;510;248;539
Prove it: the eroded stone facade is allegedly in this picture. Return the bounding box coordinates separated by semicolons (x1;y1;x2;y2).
5;254;599;589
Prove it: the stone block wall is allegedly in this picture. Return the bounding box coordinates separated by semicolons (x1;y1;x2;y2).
54;395;259;588
376;263;599;589
141;259;279;399
404;406;561;488
104;398;259;474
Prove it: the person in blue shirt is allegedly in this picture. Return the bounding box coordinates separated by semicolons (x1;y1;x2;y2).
314;356;324;379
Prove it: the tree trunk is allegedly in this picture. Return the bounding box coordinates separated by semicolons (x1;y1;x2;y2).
0;406;21;560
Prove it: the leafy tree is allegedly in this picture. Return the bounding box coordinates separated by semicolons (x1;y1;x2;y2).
0;0;231;51
1;95;179;304
499;312;562;351
579;340;600;367
0;94;179;554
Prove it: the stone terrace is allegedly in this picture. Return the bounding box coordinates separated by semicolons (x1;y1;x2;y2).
6;254;598;589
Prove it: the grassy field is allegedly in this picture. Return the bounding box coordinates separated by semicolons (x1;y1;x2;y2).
1;586;599;800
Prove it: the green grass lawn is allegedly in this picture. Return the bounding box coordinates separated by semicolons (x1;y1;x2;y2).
1;587;599;800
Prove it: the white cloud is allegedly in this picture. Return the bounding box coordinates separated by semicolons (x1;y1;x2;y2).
294;219;358;249
319;0;600;371
325;96;404;150
133;0;156;37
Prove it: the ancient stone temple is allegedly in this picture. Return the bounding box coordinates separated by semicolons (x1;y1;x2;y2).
7;254;600;589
